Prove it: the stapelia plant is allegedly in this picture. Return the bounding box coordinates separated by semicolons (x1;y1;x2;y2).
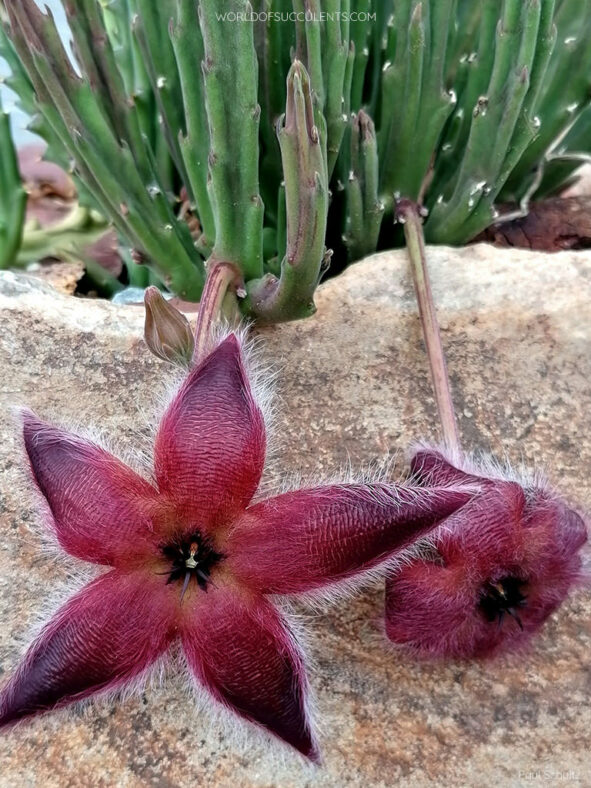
386;200;588;659
0;332;473;758
2;0;591;315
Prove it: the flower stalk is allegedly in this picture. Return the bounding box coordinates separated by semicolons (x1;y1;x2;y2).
193;261;243;363
396;198;460;453
388;197;588;660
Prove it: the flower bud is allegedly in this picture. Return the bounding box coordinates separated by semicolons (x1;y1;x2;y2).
143;286;194;367
385;447;588;659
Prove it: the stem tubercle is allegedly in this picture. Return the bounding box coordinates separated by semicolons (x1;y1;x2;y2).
193;260;242;363
396;199;461;453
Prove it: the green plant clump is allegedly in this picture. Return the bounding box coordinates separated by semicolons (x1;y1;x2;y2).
1;0;590;320
0;91;26;268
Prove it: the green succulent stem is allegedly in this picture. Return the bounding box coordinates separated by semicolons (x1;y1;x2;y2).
244;60;328;323
199;0;264;282
171;0;215;248
2;0;591;314
4;0;205;298
345;110;384;259
426;0;548;242
0;105;26;269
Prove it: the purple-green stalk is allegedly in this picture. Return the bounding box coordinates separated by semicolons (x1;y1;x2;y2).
396;198;460;452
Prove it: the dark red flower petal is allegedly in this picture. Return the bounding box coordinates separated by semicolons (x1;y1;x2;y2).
523;494;588;560
436;481;526;570
385;561;479;658
23;413;160;566
226;484;472;594
410;448;483;487
0;570;176;728
520;492;587;586
384;551;577;660
181;588;318;760
154;334;265;534
385;482;531;658
385;452;588;659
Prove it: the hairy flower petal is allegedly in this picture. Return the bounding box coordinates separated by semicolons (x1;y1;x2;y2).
23;413;160;566
385;561;477;655
410;448;483;487
154;334;265;533
226;484;473;594
181;588;317;760
436;481;526;570
385;447;588;658
0;570;176;728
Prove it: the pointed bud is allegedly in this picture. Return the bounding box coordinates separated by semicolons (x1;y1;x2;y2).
143;286;194;367
283;59;317;145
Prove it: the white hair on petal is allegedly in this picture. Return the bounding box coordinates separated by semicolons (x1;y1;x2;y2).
1;562;171;722
6;327;507;761
273;450;404;498
62;652;172;721
274;597;322;740
4;566;320;767
12;404;154;482
408;438;550;492
406;439;591;577
137;322;280;488
10;407;155;560
408;439;591;549
289;533;444;613
4;563;97;666
174;613;321;771
211;321;278;438
258;467;479;612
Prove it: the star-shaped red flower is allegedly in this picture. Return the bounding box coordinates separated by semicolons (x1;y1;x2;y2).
0;335;472;759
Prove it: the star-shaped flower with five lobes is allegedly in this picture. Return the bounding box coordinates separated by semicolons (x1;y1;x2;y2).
0;334;472;760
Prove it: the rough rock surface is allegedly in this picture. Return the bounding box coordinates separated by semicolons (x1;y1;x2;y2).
0;244;589;787
26;259;85;294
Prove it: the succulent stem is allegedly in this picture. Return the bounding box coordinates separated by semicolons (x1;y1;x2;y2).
344;110;384;259
0;101;26;269
397;199;461;453
244;60;328;323
199;0;264;282
171;0;215;248
3;0;591;310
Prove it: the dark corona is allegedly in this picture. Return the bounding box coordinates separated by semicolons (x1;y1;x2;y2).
161;532;224;599
479;576;527;630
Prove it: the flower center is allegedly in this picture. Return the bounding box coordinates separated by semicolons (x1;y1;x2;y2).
161;532;223;599
479;576;527;630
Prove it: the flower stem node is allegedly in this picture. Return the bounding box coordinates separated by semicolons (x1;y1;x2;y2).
143;285;195;367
